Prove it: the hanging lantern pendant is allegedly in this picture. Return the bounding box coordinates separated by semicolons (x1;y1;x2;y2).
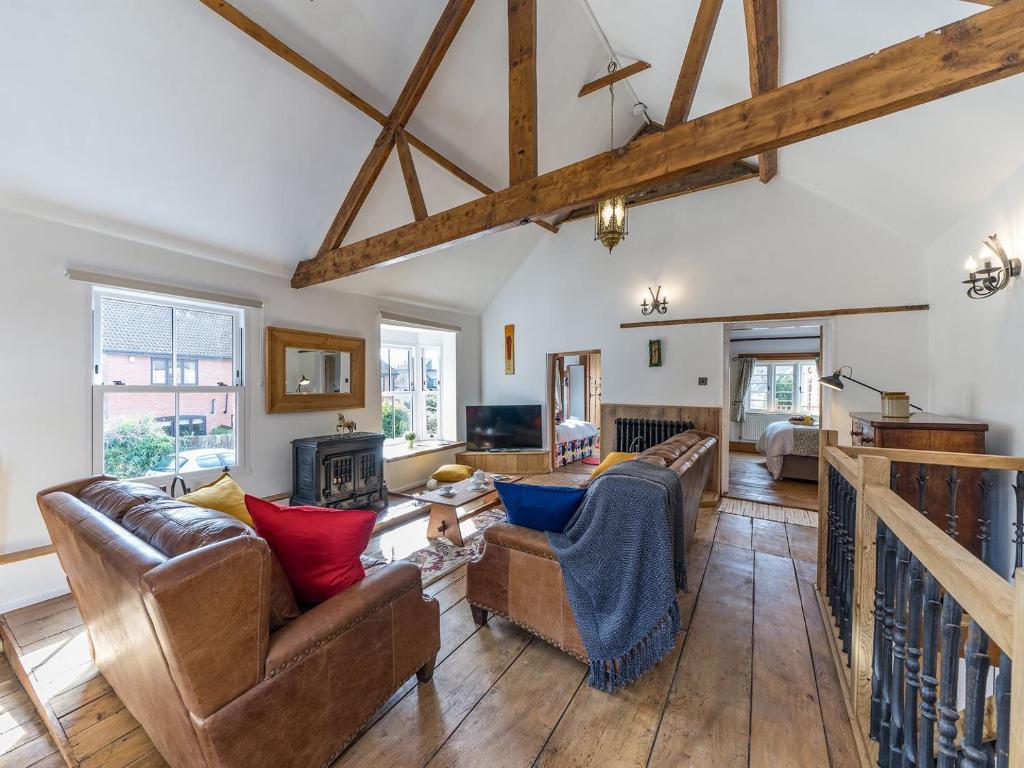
595;60;628;253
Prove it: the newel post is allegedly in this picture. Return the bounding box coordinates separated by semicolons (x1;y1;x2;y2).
817;429;839;593
851;454;890;756
1011;569;1024;768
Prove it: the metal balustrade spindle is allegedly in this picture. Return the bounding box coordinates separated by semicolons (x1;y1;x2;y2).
878;526;898;765
870;519;887;739
901;555;923;767
916;571;941;767
978;469;995;567
960;621;991;768
995;654;1012;768
889;541;910;767
945;466;961;539
916;464;928;515
937;594;963;768
1013;471;1024;571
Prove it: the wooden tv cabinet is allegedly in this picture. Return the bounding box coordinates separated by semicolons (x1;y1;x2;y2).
455;449;551;475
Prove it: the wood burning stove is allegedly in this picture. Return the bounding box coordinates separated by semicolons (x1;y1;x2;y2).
291;432;386;508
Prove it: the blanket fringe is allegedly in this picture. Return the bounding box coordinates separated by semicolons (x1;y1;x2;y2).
588;599;681;693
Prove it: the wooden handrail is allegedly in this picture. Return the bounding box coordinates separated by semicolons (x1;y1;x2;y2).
824;446;860;486
864;482;1016;653
843;444;1024;472
0;544;56;566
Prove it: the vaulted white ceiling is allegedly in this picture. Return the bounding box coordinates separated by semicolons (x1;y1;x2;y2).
2;0;1022;312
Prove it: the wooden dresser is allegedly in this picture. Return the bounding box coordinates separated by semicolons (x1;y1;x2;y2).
850;412;988;557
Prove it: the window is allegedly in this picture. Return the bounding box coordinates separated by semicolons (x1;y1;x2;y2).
92;290;244;481
746;360;819;414
380;343;444;441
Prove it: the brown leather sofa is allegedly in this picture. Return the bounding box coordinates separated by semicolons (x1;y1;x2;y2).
37;476;440;768
466;430;717;660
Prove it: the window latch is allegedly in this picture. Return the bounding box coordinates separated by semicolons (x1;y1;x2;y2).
113;380;126;386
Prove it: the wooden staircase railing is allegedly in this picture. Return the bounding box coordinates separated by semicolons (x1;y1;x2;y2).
817;430;1024;767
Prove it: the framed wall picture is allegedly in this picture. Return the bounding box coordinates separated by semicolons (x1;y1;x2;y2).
648;339;663;367
504;324;515;374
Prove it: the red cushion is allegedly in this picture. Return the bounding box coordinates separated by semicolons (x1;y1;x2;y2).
244;495;376;604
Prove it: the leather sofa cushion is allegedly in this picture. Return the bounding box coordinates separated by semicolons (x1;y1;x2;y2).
80;480;171;522
121;497;300;629
636;431;706;467
484;522;556;560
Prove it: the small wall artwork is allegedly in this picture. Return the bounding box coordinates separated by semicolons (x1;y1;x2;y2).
648;339;663;367
504;324;515;375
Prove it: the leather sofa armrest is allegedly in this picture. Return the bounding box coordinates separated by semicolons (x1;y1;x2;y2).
265;562;424;677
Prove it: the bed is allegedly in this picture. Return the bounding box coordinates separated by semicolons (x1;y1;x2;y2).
554;419;598;466
756;420;819;481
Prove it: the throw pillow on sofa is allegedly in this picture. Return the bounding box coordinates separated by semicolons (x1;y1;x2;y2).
494;481;586;533
179;472;253;526
431;464;474;482
589;451;637;478
245;495;376;604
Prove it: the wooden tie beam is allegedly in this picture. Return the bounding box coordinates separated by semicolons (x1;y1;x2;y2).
292;2;1024;287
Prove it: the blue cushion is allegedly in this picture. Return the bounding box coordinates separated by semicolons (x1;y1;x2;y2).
495;481;587;533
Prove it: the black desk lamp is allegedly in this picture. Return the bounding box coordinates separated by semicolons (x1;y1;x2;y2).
819;366;923;411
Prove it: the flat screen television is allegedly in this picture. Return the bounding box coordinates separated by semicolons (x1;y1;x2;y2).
466;404;543;451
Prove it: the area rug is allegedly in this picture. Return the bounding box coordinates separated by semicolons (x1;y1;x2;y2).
718;497;818;528
365;507;507;587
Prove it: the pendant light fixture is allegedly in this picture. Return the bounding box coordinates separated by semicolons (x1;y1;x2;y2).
595;61;628;253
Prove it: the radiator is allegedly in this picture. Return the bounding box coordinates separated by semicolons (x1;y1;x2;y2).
615;418;694;453
740;413;791;443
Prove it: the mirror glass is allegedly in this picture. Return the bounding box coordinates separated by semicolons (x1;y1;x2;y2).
284;348;352;395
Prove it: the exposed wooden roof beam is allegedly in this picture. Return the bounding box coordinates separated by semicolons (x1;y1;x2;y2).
578;61;652;98
557;162;758;225
743;0;779;182
194;2;555;239
508;0;538;185
317;0;475;254
395;129;428;221
664;0;726;127
292;2;1024;287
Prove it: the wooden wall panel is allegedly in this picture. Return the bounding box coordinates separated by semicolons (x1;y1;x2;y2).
600;403;723;505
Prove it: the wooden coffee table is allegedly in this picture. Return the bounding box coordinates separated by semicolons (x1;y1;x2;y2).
418;475;521;546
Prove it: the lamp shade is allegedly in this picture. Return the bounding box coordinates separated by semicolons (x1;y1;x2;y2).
819;370;845;391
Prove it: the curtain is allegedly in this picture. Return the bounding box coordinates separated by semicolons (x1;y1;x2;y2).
730;357;755;423
815;355;822;377
553;360;563;421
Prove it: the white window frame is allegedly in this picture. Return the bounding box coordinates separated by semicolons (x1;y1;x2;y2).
380;343;444;443
91;287;247;486
745;359;820;415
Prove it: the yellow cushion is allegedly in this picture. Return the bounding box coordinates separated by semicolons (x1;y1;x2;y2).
590;452;637;478
431;464;475;482
179;472;253;527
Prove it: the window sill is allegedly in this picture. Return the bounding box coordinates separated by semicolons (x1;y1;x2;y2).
383;441;465;464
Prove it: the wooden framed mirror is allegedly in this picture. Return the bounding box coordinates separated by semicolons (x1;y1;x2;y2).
265;326;366;413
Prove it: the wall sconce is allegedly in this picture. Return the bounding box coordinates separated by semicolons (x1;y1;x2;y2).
641;286;668;316
962;234;1020;299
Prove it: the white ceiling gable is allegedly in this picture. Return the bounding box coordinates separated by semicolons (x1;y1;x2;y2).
2;0;1023;312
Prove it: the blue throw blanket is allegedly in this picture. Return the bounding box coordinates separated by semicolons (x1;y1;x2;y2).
547;460;685;692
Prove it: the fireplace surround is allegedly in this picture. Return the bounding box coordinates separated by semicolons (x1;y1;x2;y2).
291;432;386;509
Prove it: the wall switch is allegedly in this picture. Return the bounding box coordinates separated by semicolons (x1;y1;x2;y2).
698;377;708;386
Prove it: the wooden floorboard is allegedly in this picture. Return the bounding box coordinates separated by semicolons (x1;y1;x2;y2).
749;552;829;767
649;543;754;767
3;490;860;768
727;454;818;511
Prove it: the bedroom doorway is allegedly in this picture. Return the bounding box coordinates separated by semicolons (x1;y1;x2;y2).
546;350;602;474
722;323;828;512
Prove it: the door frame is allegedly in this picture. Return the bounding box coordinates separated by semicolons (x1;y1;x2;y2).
545;349;601;469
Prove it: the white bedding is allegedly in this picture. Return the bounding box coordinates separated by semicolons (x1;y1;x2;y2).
756;420;817;479
555;418;598;443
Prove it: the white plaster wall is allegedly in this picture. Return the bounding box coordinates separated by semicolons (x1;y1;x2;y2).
926;160;1024;575
482;177;932;466
0;208;481;610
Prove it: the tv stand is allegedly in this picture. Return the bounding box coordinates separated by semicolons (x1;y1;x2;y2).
456;448;551;475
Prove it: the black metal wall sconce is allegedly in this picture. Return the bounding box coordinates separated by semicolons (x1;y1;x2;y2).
963;234;1020;299
641;286;668;315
